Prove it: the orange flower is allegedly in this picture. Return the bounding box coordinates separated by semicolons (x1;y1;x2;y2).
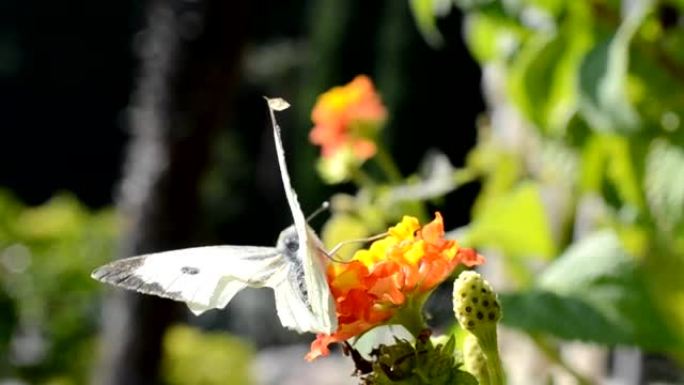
310;75;386;161
306;213;485;361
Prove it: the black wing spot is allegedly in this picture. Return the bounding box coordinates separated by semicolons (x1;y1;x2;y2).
181;266;200;275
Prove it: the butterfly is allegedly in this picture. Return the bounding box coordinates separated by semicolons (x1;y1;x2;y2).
91;97;338;335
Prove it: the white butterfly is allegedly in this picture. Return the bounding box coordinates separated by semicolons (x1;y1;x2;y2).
91;97;338;335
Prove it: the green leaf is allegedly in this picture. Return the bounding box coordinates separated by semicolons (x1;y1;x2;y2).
502;230;681;349
501;290;630;344
468;182;557;260
450;370;479;385
579;135;645;209
578;1;652;133
463;11;524;62
507;7;592;135
645;138;684;232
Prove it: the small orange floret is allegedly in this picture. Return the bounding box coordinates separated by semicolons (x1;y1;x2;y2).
306;213;484;361
310;75;386;160
456;247;486;267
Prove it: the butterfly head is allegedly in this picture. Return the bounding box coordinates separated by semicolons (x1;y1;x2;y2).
276;226;300;256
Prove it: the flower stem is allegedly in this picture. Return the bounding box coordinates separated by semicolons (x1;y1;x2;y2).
484;347;505;385
374;143;403;183
453;167;478;186
350;167;376;189
392;296;428;337
478;326;505;385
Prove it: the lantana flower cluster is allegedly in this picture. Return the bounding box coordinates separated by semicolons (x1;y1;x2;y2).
310;75;387;183
302;76;503;385
306;213;484;361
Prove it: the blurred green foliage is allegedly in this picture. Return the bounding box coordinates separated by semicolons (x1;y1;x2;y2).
162;325;254;385
0;190;117;383
440;0;684;363
0;191;257;384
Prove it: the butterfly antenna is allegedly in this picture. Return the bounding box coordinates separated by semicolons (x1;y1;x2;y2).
324;232;389;264
307;201;330;223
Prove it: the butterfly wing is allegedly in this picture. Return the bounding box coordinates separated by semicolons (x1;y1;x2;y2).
92;99;338;335
272;262;330;334
266;97;338;334
91;245;286;315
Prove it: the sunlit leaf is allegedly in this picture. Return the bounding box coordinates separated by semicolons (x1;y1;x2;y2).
579;135;644;209
645;138;684;232
507;8;592;135
15;194;87;241
463;11;524;62
468;182;556;259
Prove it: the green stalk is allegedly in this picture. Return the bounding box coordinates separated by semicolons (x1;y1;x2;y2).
374;143;403;183
350;167;376;189
391;295;428;337
452;167;478;186
477;326;505;385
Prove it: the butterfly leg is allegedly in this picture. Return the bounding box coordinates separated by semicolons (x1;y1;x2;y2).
324;232;389;262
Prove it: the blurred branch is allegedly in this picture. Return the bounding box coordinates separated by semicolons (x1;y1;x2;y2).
92;0;246;384
532;335;594;385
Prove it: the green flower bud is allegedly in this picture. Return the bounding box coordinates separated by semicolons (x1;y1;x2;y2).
453;270;502;335
453;271;505;385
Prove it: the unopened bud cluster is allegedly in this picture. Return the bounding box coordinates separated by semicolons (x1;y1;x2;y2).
453;270;505;385
361;336;476;385
453;270;501;335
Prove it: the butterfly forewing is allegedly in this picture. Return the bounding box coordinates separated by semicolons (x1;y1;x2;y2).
92;98;338;335
91;245;284;315
267;98;338;334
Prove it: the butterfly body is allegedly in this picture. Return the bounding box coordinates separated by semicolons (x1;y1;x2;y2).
92;98;337;335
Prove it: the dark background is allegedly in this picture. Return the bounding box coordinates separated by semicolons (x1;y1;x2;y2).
0;0;483;233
